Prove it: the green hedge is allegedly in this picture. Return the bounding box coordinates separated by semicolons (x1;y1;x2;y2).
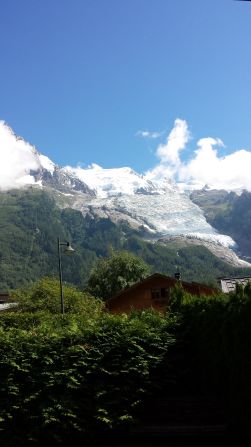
1;283;251;444
0;310;175;446
168;284;251;439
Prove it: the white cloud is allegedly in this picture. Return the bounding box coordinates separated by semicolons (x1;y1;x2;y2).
1;118;251;195
156;118;190;165
179;138;251;191
136;129;164;139
0;121;41;190
147;118;251;192
145;118;190;182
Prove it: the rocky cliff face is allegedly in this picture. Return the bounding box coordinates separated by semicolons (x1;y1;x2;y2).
34;165;95;195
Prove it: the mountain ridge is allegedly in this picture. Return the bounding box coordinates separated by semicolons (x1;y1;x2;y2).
1;121;250;272
0;188;251;291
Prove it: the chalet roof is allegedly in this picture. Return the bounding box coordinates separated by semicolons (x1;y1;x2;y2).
107;273;169;303
107;273;217;304
218;276;251;294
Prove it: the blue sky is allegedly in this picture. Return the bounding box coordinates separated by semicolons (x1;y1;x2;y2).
1;0;251;174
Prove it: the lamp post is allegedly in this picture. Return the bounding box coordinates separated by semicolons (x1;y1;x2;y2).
57;237;75;314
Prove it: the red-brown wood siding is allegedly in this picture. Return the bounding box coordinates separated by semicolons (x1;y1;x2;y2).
106;275;217;314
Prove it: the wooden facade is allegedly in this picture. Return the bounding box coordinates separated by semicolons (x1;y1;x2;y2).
0;293;10;304
106;273;217;314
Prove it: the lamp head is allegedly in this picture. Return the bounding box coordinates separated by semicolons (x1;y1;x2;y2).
64;242;75;255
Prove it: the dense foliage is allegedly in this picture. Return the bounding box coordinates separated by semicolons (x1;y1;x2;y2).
166;283;251;440
0;308;175;446
12;277;103;315
87;251;150;300
0;279;251;444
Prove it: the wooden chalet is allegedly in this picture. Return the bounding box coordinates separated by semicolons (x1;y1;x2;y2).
106;273;218;314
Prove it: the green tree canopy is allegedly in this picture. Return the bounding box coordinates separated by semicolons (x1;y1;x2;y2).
12;277;103;315
86;251;151;300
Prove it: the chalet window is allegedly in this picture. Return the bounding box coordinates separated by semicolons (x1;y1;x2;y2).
161;288;166;297
151;289;161;300
151;288;169;300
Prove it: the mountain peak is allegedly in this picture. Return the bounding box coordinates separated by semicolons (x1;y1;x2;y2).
0;121;244;257
0;121;95;195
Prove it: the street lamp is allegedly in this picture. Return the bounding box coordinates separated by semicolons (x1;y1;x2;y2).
57;237;75;314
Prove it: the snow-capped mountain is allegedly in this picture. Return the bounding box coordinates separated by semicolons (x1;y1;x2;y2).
34;162;95;195
0;121;249;266
64;164;235;248
64;164;176;197
75;185;234;246
62;167;250;266
0;121;94;195
34;153;94;195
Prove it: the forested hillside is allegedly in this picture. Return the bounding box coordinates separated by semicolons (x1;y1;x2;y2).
0;188;251;291
191;189;251;260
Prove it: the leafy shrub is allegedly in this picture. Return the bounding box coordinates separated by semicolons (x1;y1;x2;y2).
11;277;103;316
87;251;150;300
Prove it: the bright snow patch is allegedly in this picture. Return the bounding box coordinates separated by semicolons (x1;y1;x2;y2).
64;164;176;198
185;233;236;248
81;189;236;249
39;154;55;174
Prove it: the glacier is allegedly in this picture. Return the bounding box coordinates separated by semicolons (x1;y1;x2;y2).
66;165;236;249
0;121;238;250
78;191;236;248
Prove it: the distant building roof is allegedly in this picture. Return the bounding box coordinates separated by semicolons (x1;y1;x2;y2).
218;277;251;294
